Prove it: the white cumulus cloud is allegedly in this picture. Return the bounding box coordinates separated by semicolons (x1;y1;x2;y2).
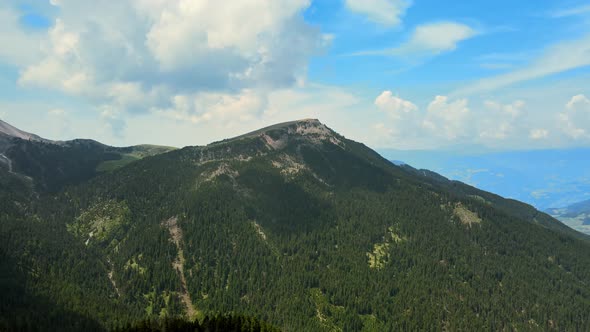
373;91;420;143
155;89;266;126
560;94;590;139
423;96;470;140
479;100;525;140
375;91;418;117
15;0;327;137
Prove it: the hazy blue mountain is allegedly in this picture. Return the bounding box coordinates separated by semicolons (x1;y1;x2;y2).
547;199;590;235
380;148;590;210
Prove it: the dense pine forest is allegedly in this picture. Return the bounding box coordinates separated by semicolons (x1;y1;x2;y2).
116;315;280;332
1;119;590;331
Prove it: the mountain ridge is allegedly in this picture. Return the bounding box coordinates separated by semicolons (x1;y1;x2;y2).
0;119;48;142
2;119;590;331
0;119;176;193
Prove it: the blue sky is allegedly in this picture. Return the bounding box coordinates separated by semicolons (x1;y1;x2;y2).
0;0;589;150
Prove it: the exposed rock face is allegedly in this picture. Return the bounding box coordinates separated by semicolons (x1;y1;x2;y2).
291;119;344;146
257;119;344;148
0;119;52;145
163;217;197;320
0;120;40;141
271;154;307;175
186;119;345;178
226;119;344;150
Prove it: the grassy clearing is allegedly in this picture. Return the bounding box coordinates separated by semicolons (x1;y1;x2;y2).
97;145;176;172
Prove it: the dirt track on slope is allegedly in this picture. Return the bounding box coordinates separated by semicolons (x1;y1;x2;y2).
164;217;196;319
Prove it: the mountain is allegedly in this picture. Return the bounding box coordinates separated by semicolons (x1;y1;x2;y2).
547;199;590;235
379;148;590;210
0;120;175;193
0;119;48;142
2;119;590;331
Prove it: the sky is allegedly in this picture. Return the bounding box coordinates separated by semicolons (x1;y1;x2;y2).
1;0;590;150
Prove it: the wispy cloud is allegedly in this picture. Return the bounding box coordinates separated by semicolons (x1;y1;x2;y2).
551;4;590;18
345;0;412;27
475;51;536;72
479;63;515;70
454;34;590;96
350;22;477;57
476;52;532;63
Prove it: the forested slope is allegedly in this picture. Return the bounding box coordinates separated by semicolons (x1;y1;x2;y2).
1;119;590;331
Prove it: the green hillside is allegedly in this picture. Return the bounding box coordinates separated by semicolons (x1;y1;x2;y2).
1;119;590;331
1;136;174;193
96;145;177;173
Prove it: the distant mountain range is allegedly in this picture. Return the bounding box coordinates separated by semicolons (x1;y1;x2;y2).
1;119;590;331
380;148;590;210
547;199;590;235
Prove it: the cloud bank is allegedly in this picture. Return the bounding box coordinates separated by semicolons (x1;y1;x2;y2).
14;0;329;135
372;91;589;150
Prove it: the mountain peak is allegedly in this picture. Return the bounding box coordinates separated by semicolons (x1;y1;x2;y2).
0;119;46;142
294;118;322;125
204;119;343;153
226;118;342;148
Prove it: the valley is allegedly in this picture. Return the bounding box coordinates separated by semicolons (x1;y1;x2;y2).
548;199;590;235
